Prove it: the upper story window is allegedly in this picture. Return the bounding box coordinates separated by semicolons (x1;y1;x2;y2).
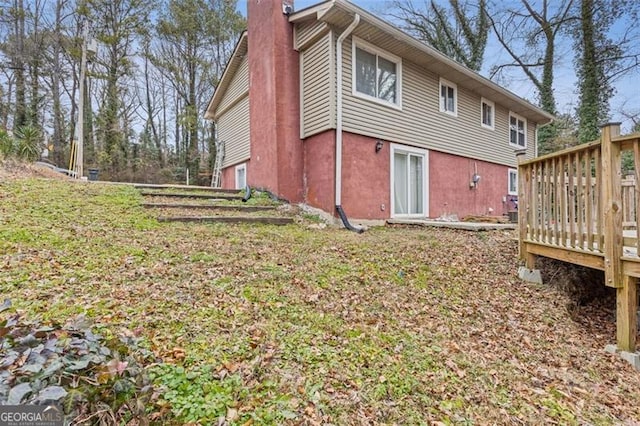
509;112;527;148
481;98;494;130
353;37;401;108
439;78;457;116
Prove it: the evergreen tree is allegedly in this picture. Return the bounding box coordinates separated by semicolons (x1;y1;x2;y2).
151;0;244;182
574;0;619;143
80;0;152;176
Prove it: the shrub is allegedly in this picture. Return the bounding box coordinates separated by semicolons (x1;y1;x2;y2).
14;125;42;161
149;364;245;423
0;130;15;158
0;299;159;424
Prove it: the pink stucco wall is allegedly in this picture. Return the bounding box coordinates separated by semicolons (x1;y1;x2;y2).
247;0;304;203
303;131;335;214
303;131;514;220
342;133;390;220
429;150;514;218
303;131;390;220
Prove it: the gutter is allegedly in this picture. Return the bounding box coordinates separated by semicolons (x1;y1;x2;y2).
335;13;361;232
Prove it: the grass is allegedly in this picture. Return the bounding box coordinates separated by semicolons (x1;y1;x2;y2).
2;176;640;424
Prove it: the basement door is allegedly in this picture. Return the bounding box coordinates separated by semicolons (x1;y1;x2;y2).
391;145;429;218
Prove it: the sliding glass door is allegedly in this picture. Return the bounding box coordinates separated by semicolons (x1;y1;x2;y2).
392;146;427;217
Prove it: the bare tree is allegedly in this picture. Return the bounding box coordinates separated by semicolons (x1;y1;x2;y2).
488;0;575;153
392;0;489;71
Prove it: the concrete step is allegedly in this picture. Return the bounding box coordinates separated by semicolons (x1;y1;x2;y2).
150;207;290;218
157;216;294;225
140;191;243;200
142;203;276;212
134;183;239;193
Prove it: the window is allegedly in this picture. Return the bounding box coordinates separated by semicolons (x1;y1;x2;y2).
235;163;246;189
509;112;527;148
353;38;401;107
481;98;494;130
508;169;518;195
439;78;457;116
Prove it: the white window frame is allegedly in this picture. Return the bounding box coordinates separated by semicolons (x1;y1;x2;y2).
508;168;518;196
390;144;429;219
480;97;495;130
352;36;402;110
439;77;457;117
509;112;527;148
235;163;246;190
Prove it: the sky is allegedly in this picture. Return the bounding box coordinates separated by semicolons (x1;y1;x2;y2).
236;0;640;133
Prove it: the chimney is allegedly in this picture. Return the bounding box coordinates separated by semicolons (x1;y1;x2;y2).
247;0;303;202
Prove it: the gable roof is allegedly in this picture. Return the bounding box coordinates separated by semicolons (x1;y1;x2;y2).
205;31;248;120
289;0;554;125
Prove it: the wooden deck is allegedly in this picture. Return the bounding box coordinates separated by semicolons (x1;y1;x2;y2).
518;123;640;357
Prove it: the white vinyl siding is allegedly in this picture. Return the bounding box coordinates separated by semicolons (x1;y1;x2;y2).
214;49;250;169
341;35;536;167
294;19;330;50
217;56;248;115
217;95;250;168
301;32;334;138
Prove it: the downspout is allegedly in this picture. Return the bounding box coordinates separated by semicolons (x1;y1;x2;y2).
335;13;363;233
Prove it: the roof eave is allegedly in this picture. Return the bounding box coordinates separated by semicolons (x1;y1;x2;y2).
288;1;334;23
320;0;555;124
205;31;248;120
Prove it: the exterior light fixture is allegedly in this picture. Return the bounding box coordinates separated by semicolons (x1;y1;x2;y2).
375;140;383;153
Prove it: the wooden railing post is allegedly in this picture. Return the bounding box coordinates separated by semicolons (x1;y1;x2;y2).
518;153;535;267
601;122;622;288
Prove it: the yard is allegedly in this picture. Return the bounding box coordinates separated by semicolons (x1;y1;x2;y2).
2;164;640;424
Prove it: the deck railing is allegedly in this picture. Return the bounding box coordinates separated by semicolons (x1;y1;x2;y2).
518;140;604;252
518;123;640;354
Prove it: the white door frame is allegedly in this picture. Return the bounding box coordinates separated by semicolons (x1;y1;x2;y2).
390;144;429;218
235;163;247;189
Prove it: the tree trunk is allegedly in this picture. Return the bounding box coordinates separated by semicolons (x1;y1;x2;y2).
28;0;43;127
144;50;164;167
51;0;65;166
13;0;27;129
187;57;199;181
536;17;558;154
576;0;600;143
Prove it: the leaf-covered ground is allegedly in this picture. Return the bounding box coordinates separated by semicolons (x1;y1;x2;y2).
2;173;640;424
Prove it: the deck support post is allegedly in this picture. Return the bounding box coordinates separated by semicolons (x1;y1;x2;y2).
617;275;637;353
524;251;536;269
518;154;540;282
601;123;623;288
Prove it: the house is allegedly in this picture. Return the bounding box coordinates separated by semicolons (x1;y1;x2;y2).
204;0;554;225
